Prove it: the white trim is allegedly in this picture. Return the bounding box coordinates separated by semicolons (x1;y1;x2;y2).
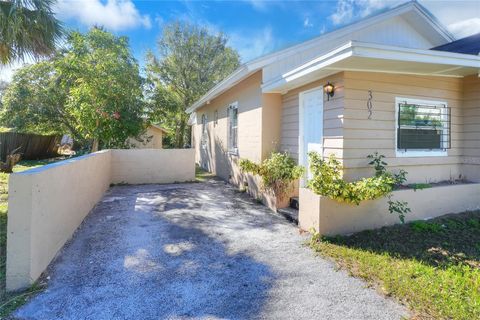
394;97;449;158
299;86;324;186
262;41;480;93
227;101;239;155
201;114;208;149
187;1;454;114
187;67;252;113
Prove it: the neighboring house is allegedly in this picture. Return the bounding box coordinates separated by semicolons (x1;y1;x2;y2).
128;124;166;149
189;2;480;222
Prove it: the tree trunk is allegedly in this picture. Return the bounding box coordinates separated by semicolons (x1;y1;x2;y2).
177;117;187;148
91;139;99;152
91;118;100;152
0;148;21;173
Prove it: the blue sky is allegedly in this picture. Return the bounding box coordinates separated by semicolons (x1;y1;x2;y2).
1;0;480;81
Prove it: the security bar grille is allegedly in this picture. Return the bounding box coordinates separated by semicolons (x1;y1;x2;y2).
397;102;451;151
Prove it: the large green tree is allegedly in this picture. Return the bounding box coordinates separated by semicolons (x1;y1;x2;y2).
147;21;240;148
60;28;144;151
0;61;78;137
0;0;63;64
1;28;145;151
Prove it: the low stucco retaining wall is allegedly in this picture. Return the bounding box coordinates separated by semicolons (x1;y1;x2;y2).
7;148;195;291
111;149;195;184
299;183;480;236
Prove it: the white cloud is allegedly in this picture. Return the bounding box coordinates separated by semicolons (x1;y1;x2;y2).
329;0;480;40
228;27;277;63
247;0;268;11
56;0;151;31
0;64;17;82
303;17;313;28
331;0;396;25
0;56;36;82
448;18;480;38
330;0;355;25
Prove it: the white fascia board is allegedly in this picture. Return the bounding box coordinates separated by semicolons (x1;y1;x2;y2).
261;43;355;92
189;1;453;112
262;41;480;93
186;65;254;113
411;1;455;42
352;41;480;67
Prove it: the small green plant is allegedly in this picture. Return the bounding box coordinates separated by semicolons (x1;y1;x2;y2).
239;152;304;200
367;152;387;176
308;152;411;222
409;183;432;191
411;220;443;233
387;196;411;223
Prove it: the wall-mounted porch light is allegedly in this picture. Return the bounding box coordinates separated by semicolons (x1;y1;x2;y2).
324;82;335;101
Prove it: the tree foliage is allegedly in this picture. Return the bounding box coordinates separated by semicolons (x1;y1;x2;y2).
1;28;145;151
0;0;63;64
147;21;240;148
60;28;144;150
0;61;76;136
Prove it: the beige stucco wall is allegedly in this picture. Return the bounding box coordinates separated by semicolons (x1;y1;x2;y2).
7;148;195;291
111;149;195;184
192;71;286;203
300;183;480;235
192;71;263;181
7;150;112;291
128;126;164;149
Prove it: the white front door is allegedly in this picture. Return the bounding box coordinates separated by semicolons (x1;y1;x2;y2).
300;88;323;184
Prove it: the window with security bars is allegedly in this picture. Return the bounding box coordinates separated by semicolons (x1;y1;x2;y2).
228;102;238;153
397;99;450;152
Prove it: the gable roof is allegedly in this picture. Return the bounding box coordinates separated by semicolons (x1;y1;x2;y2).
187;1;454;113
431;33;480;55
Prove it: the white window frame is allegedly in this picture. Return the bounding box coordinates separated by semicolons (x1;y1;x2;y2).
395;97;448;158
201;114;208;149
227;101;239;154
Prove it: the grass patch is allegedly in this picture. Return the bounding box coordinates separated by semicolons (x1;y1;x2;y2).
309;211;480;320
0;159;61;317
195;165;216;182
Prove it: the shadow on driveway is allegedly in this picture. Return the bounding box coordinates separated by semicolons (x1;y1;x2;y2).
14;180;407;320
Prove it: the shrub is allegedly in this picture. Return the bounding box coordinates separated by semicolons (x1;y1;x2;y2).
239;152;304;199
307;152;410;222
308;152;399;205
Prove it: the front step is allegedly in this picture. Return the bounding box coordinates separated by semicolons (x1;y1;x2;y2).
290;197;299;210
277;206;299;225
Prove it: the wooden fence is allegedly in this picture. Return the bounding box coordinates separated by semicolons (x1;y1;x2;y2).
0;132;60;161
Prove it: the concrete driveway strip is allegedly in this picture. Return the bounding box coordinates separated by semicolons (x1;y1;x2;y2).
14;180;408;320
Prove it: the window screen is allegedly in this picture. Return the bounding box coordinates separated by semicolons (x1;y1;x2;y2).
397;101;450;151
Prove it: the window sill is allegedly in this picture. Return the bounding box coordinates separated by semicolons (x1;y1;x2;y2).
396;150;448;158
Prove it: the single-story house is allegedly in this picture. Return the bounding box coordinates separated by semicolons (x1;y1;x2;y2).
188;1;480;234
128;124;167;149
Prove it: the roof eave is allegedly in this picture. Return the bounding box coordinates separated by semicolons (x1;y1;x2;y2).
262;41;480;93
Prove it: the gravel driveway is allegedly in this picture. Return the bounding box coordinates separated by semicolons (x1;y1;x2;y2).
15;179;408;320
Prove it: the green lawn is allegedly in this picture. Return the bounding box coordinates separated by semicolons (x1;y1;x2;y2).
310;211;480;320
195;165;216;182
0;159;59;317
